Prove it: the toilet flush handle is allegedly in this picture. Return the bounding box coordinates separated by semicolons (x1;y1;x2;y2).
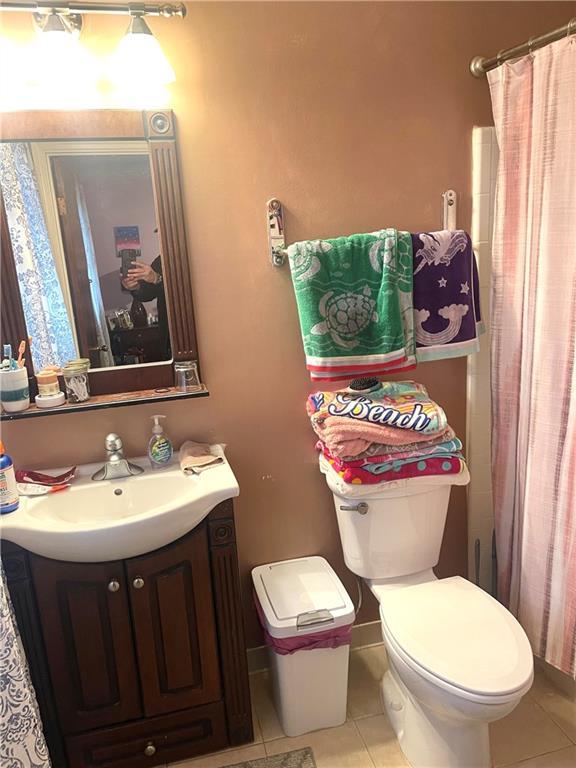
339;502;369;515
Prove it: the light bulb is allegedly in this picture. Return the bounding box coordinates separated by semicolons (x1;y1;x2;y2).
113;15;175;87
12;12;102;109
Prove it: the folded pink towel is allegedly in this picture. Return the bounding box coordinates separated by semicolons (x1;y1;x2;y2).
339;426;456;460
313;415;441;458
317;428;460;466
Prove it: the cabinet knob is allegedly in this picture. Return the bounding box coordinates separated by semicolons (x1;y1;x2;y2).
133;577;145;589
144;742;156;757
107;580;120;593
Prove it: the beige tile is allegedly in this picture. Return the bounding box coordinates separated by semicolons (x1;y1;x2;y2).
264;721;374;768
529;667;576;743
251;701;263;744
347;645;388;720
506;746;576;768
355;713;409;767
490;696;572;766
250;669;285;742
170;743;266;768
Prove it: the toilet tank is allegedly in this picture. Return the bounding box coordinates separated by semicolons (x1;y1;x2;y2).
322;458;470;580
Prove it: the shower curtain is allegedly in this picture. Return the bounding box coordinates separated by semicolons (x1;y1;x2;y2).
0;568;51;767
489;37;576;677
0;142;78;370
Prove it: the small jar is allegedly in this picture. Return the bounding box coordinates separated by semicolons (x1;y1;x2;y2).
62;361;91;403
36;369;61;397
174;361;201;393
69;358;91;369
0;367;30;413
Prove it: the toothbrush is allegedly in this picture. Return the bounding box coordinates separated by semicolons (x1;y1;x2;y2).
17;340;26;368
2;344;16;370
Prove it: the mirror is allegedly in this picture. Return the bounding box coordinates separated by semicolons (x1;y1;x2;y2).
0;110;199;397
0;141;170;371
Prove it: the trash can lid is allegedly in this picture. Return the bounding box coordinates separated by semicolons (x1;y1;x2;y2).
252;556;355;638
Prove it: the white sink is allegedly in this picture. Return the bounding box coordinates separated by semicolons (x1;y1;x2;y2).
1;444;239;562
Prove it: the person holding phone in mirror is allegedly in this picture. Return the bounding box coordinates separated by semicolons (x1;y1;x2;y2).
121;254;170;357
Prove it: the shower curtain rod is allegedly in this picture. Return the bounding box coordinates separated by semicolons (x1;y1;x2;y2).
470;17;576;77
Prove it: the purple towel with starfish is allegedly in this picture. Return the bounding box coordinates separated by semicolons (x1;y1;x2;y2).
411;230;483;361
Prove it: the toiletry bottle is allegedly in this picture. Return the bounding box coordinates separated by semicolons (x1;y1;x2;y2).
148;415;173;468
0;440;19;514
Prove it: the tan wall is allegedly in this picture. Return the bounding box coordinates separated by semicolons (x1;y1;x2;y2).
1;2;569;646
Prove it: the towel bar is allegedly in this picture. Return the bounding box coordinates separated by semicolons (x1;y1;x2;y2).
269;190;458;266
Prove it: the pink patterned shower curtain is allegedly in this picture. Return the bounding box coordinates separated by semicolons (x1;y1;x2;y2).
488;38;576;678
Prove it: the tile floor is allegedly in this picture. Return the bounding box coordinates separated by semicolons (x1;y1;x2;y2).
172;645;576;768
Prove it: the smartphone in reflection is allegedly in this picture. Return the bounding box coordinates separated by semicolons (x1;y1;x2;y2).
120;248;140;277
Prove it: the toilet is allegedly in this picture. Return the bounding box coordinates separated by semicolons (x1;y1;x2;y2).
321;456;534;768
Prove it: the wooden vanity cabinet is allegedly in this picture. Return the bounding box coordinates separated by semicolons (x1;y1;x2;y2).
2;500;253;768
125;524;222;717
30;556;143;733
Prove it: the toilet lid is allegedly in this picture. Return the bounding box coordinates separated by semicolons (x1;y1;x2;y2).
380;577;533;697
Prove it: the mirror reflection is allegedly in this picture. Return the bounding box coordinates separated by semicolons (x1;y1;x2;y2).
0;141;171;371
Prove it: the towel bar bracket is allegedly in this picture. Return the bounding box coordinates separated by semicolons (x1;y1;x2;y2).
267;198;287;266
442;189;457;230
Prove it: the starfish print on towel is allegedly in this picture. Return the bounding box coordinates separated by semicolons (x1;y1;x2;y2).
438;277;447;287
414;230;469;275
311;287;378;349
369;229;396;273
288;240;331;282
414;304;469;346
460;281;470;295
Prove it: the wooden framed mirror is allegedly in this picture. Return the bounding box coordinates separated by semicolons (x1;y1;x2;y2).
0;109;201;403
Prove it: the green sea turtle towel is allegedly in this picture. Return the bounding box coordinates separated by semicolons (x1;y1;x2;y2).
287;228;415;381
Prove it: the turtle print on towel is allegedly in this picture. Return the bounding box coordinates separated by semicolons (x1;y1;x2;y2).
287;228;415;379
311;286;378;350
287;239;331;282
368;229;396;273
0;567;51;768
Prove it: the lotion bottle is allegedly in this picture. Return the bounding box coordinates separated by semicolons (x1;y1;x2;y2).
0;440;19;514
148;415;173;469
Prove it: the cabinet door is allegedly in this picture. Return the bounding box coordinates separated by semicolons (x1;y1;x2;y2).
30;556;142;733
126;524;222;716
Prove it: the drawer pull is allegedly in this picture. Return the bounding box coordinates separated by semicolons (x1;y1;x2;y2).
133;577;145;589
107;580;120;593
144;742;156;757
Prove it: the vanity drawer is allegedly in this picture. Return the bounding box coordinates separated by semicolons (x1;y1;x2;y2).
65;703;228;768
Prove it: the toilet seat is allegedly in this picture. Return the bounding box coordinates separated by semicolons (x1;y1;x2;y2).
379;577;534;702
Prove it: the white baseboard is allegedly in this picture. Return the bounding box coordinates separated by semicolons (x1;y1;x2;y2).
247;620;382;673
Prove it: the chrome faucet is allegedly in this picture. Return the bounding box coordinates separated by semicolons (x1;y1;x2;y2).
92;433;144;481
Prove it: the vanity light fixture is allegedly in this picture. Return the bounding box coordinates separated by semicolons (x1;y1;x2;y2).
33;7;82;36
115;12;176;86
0;2;185;108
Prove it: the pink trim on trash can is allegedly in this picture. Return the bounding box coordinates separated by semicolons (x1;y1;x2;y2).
254;593;354;655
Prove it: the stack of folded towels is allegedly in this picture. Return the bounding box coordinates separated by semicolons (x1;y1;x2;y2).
307;379;466;485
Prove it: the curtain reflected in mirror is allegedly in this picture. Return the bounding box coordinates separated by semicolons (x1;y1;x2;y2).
0;142;172;371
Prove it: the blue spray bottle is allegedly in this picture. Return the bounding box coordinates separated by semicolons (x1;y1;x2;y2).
0;441;19;514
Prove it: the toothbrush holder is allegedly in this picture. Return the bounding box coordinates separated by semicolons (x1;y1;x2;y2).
0;367;30;413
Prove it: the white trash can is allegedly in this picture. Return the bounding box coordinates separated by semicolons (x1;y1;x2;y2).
252;556;355;737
